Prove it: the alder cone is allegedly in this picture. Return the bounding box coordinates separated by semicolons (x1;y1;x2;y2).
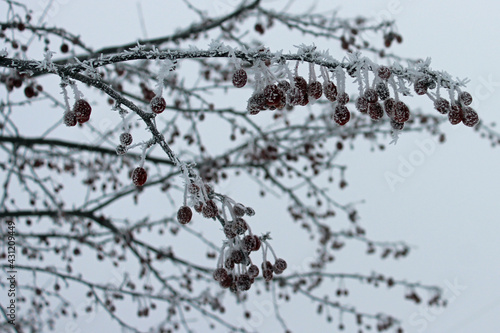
132;167;147;186
333;105;350;126
73;99;92;124
232;68;247;88
308;81;323;100
461;106;479;127
177;206;193;224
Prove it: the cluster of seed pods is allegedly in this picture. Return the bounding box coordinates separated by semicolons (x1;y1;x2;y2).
232;63;479;130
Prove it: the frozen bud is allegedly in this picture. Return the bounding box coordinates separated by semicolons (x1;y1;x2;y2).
277;80;291;93
459;91;473;106
202;199;218;218
219;274;233;288
355;96;369;113
263;269;273;282
245;206;255;216
132;167;147;186
273;258;287;274
213;268;228;281
414;78;428;95
73;99;92;124
294;76;308;93
264;84;282;107
390;120;405;131
237;273;252;291
308;81;323;100
64;111;77;127
230;250;244;264
242;235;257;252
224;223;237;239
120;132;133;146
448;105;462;125
232;68;247;88
248;264;259;278
461;106;479;127
393;101;410;123
323;81;338;102
261;260;273;271
225;257;235;270
364;88;378;104
150;96;166;114
252;235;261;251
384;98;396;119
333;105;350;126
233;217;248;235
434;98;450;114
337;92;350;105
377;66;391;80
233;203;246;217
177;206;192;224
194;201;203;213
116;144;127;155
368;102;384;121
375;82;390;100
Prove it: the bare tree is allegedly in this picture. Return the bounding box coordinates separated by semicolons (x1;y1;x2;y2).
0;1;492;332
